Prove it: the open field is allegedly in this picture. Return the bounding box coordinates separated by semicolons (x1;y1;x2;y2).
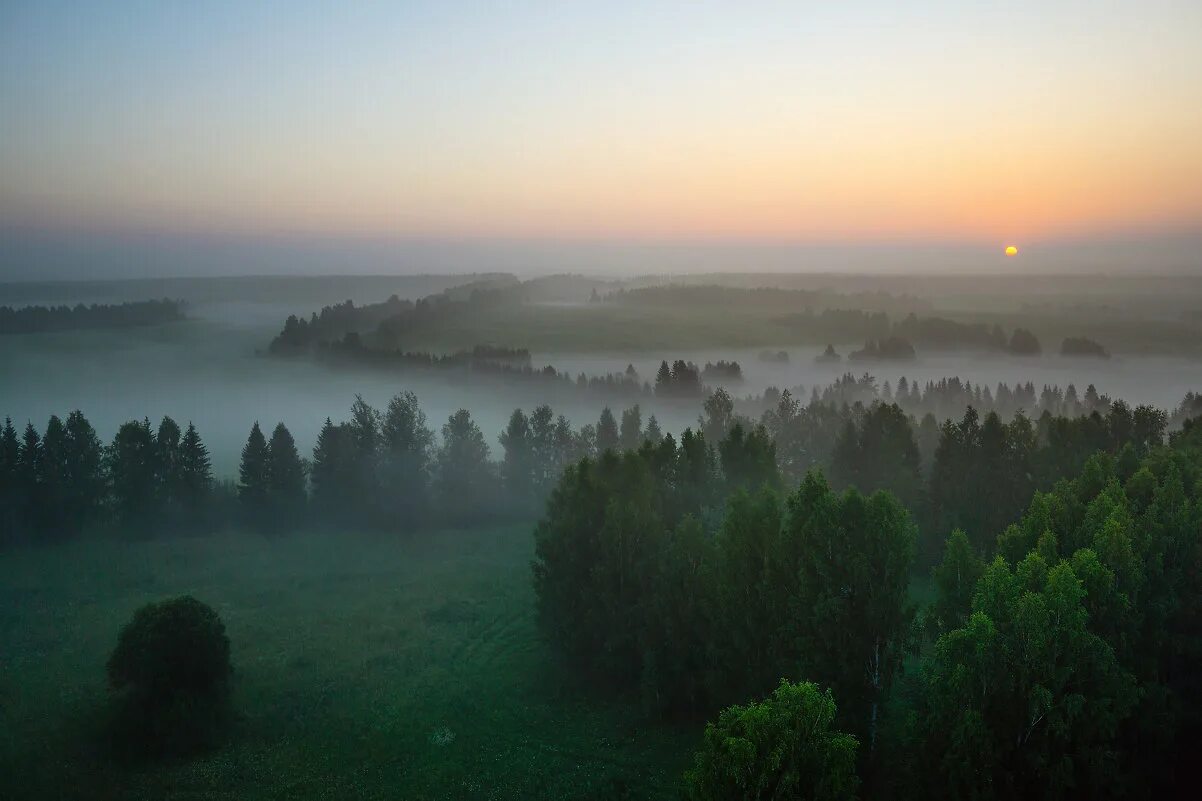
0;527;694;800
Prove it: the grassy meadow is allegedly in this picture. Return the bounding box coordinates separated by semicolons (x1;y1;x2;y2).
0;527;695;800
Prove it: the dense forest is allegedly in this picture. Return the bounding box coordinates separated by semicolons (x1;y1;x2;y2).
533;411;1202;798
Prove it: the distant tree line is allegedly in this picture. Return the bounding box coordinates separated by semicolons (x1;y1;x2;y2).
601;283;928;315
1;413;218;543
0;299;184;335
778;308;1048;354
748;371;1142;431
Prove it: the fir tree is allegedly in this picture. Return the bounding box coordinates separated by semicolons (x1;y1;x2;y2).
595;407;619;453
266;422;306;531
0;417;22;540
237;422;270;530
178;422;212;529
619;405;643;450
62;410;104;532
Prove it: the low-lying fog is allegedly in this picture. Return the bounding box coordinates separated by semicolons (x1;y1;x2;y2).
0;319;671;477
4;279;1200;477
543;349;1201;412
4;293;1200;478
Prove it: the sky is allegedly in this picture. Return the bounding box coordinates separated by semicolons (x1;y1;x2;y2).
2;1;1201;279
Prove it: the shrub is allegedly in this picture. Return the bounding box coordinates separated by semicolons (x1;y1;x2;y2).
106;595;232;757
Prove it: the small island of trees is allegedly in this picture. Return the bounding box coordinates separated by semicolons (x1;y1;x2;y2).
848;336;916;362
1061;336;1110;358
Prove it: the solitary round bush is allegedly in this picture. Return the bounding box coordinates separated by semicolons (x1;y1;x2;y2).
106;595;232;757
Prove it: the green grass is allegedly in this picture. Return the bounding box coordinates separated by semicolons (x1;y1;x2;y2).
0;527;695;800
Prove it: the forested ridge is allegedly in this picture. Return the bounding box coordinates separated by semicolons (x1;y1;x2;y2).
263;278;1126;359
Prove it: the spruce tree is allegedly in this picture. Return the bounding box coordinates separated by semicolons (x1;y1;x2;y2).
619;405;643;450
63;410;104;532
644;414;663;446
18;422;44;535
266;422;306;531
237;422;270;530
178;422;212;529
0;418;22;541
39;415;68;535
156;416;183;525
595;407;619;453
655;360;672;395
310;418;355;524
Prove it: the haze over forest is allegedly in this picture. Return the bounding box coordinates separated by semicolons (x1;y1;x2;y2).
2;2;1201;800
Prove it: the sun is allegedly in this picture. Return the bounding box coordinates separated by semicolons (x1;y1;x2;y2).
1005;245;1019;256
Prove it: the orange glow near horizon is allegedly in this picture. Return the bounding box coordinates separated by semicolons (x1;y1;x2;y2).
2;4;1201;248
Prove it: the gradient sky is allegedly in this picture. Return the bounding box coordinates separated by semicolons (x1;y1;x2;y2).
2;1;1201;277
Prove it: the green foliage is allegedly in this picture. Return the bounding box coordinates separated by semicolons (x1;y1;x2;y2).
683;680;859;801
0;417;22;542
928;408;1037;554
596;407;620;453
310;417;357;523
500;408;536;512
106;419;159;532
717;423;779;494
2;526;693;798
534;449;913;734
266;422;307;531
829;402;923;510
380;392;433;524
106;596;232;758
435;408;496;524
927;528;984;637
619;404;644;450
919;556;1138;800
783;474;917;745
